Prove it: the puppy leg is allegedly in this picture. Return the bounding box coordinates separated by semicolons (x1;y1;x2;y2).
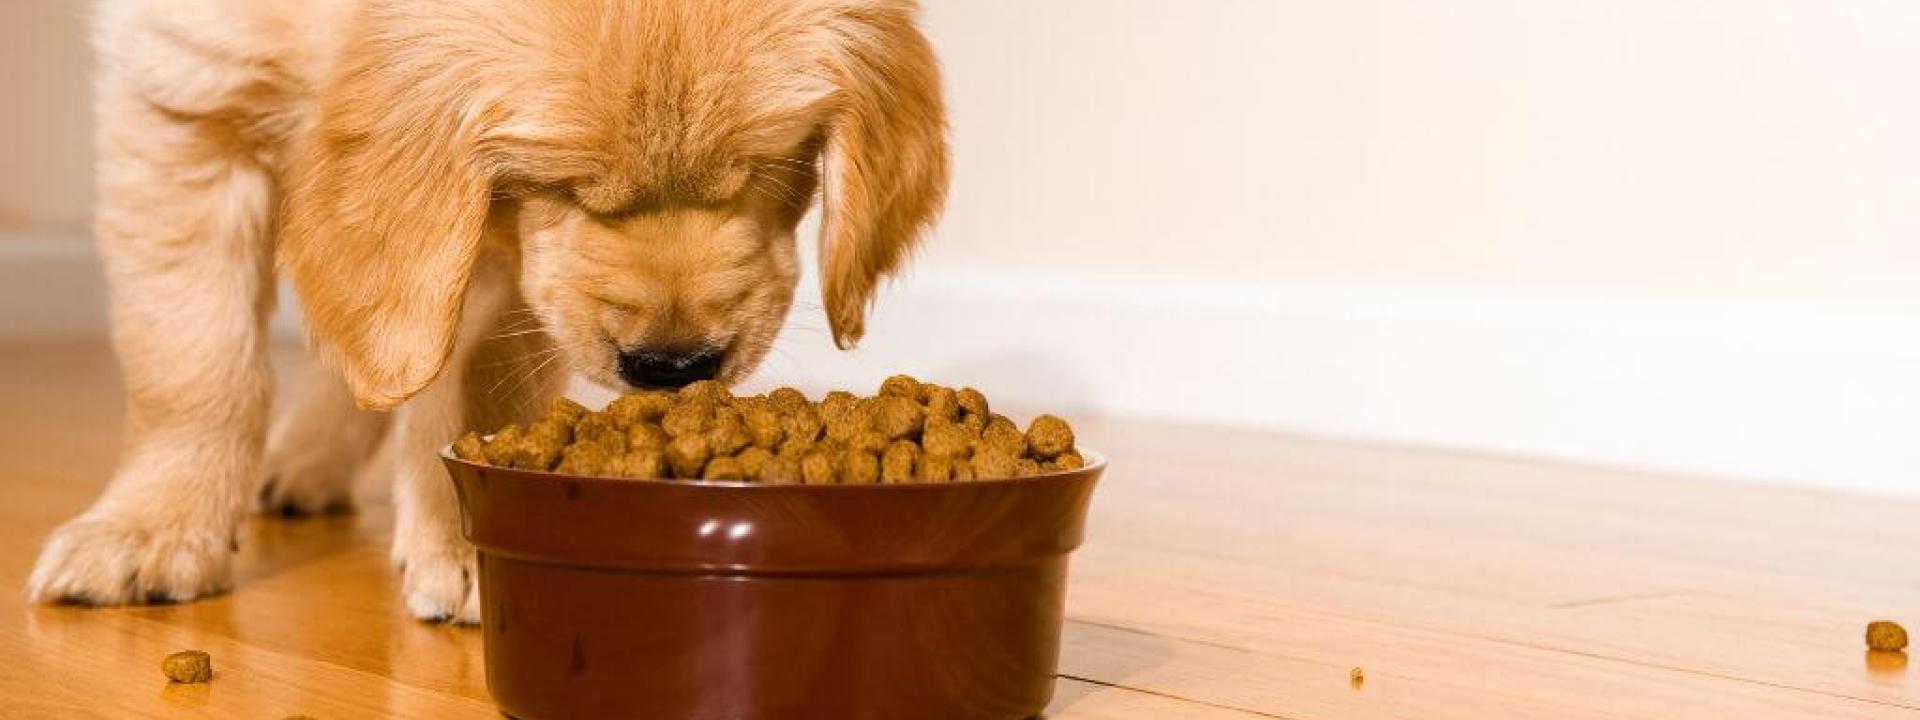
28;94;273;605
388;380;479;623
392;287;563;623
258;360;391;516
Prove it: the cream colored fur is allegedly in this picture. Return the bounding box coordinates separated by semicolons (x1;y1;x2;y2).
29;0;947;623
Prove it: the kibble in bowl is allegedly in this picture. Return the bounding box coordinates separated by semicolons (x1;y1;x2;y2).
442;376;1103;720
450;376;1082;484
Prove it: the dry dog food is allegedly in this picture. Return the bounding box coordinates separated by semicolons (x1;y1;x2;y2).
1866;620;1909;652
453;376;1082;484
161;650;212;683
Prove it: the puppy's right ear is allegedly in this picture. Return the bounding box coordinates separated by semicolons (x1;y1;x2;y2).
279;13;499;411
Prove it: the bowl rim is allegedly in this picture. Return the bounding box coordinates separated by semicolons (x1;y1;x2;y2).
439;444;1107;490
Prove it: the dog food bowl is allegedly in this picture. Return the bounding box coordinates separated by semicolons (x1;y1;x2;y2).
442;451;1104;720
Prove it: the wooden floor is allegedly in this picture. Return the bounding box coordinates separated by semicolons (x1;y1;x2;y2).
0;340;1915;719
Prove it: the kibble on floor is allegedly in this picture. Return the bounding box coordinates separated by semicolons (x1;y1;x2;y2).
161;650;212;683
1866;620;1908;652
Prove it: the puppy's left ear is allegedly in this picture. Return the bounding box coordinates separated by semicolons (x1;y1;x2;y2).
817;2;950;349
279;15;500;410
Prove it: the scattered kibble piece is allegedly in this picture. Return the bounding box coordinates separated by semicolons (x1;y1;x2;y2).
1867;621;1908;652
452;380;1085;484
161;650;212;683
1350;667;1364;687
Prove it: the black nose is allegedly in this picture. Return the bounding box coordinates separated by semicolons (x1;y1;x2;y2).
617;347;724;389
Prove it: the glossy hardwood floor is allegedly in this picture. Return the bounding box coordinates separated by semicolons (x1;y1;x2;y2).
0;340;1914;719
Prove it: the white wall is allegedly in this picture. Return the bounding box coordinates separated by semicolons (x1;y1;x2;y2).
0;0;93;234
810;0;1920;494
919;0;1920;299
4;1;1919;494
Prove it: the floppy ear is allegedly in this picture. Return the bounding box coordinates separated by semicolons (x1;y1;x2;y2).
279;16;499;410
817;3;950;349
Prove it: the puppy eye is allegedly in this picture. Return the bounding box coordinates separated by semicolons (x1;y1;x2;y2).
701;287;752;317
568;183;660;218
586;291;640;313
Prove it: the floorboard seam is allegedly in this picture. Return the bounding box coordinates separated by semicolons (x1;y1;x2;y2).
1074;612;1920;713
1056;673;1301;720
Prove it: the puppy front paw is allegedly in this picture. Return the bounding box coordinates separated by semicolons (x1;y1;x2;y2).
394;535;480;625
27;514;234;606
256;458;355;517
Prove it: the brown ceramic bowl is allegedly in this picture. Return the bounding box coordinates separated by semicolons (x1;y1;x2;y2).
442;450;1104;720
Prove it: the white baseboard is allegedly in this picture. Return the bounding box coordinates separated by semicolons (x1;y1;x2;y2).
7;232;1918;495
754;268;1920;497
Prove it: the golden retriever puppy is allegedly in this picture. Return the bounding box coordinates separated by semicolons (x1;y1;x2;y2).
29;0;947;622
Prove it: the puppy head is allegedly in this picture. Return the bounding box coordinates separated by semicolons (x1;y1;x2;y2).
281;0;948;409
512;166;812;392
